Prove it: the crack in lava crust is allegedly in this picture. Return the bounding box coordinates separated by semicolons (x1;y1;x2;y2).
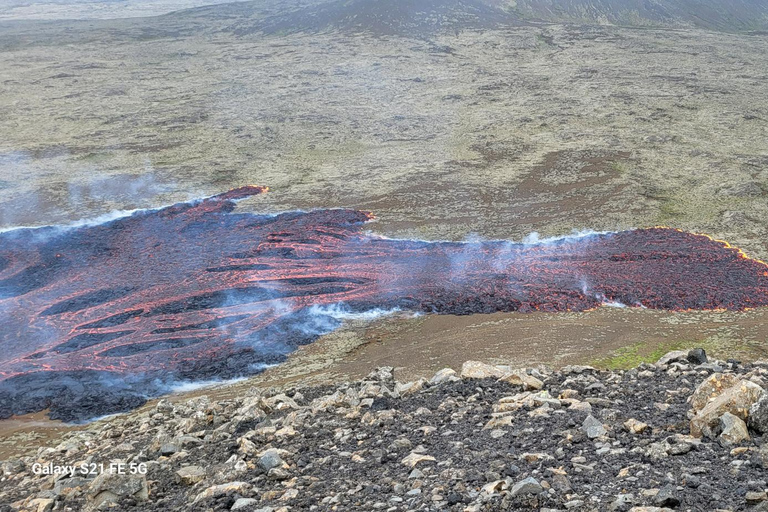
1;186;767;421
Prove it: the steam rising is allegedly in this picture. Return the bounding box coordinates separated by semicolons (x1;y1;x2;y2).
1;187;767;422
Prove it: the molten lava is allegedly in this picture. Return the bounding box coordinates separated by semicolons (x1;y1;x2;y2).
1;187;767;421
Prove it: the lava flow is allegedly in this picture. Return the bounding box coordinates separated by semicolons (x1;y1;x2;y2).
1;186;767;421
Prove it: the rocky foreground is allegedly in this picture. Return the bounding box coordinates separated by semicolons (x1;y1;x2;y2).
4;350;768;512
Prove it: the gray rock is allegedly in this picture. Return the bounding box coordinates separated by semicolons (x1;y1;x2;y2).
656;351;688;366
719;412;750;445
748;394;768;434
257;449;285;472
610;494;635;512
509;476;543;497
582;415;607;439
86;473;149;511
653;484;680;508
687;348;707;365
159;443;179;456
231;498;259;510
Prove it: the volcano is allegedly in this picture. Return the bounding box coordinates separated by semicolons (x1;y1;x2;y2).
1;186;767;421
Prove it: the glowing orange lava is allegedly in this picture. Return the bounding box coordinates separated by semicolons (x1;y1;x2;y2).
1;187;767;421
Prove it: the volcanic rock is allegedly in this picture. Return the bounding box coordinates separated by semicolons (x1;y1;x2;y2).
719;412;750;445
193;482;251;503
5;356;768;511
499;370;544;390
509;477;542;497
656;351;689;367
460;361;506;379
582;414;607;439
27;498;54;512
401;452;436;468
690;380;764;438
257;449;286;472
175;466;206;485
688;373;741;413
429;368;458;385
687;348;708;365
653;484;681;508
748;394;768;434
610;493;636;511
624;418;649;434
86;472;149;511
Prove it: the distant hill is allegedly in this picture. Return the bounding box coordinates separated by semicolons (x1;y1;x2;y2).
225;0;768;36
230;0;517;35
494;0;768;33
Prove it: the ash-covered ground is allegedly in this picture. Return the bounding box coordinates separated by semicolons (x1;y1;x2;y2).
4;350;768;511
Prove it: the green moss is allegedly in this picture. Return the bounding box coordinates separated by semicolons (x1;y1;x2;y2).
610;161;627;176
590;340;690;369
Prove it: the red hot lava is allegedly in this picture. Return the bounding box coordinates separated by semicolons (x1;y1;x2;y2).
1;186;767;421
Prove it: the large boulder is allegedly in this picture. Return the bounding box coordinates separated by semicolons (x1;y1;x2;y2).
656;350;689;367
460;361;506;379
690;379;764;438
688;373;741;413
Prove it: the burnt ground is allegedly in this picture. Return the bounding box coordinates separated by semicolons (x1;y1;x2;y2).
3;354;768;511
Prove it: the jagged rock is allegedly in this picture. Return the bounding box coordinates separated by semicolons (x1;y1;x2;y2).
688;373;741;413
582;415;607;439
232;498;259;510
159;443;179;456
609;493;635;512
509;477;542;497
258;449;287;471
365;366;395;383
748;394;768;433
499;370;544;390
719;412;749;445
747;491;768;504
429;368;458;385
690;380;764;438
460;361;505;379
653;485;680;508
401;452;436;468
687;348;708;365
176;466;206;485
193;482;251;503
624;418;648;434
656;351;689;366
395;378;426;396
28;498;54;512
86;472;149;511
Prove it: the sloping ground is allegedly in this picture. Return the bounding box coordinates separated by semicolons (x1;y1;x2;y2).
225;0;768;35
495;0;768;32
232;0;518;36
3;352;768;510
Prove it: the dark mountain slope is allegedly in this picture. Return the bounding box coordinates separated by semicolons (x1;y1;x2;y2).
224;0;768;36
230;0;518;36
